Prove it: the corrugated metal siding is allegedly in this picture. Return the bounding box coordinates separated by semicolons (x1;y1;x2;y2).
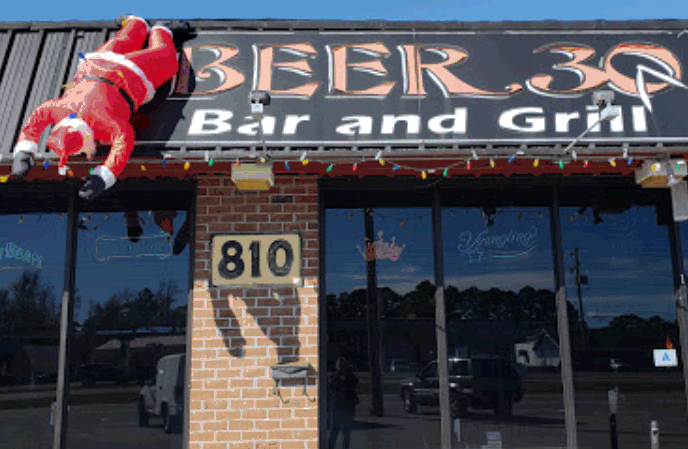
0;31;43;156
23;31;72;157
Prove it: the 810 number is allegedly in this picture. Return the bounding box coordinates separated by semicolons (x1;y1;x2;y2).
217;239;294;280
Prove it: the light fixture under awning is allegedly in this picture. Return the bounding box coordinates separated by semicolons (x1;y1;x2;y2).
635;159;687;188
231;163;274;191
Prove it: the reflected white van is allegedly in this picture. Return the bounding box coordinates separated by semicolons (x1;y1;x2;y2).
138;353;185;433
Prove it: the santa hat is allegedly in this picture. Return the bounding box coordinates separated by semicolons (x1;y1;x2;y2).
47;113;95;175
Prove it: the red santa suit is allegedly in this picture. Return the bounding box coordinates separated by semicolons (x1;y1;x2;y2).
12;16;179;197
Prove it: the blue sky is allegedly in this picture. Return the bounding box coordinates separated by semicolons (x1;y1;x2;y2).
326;206;685;328
2;0;687;23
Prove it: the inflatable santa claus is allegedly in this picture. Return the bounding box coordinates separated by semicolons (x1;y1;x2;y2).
12;15;189;201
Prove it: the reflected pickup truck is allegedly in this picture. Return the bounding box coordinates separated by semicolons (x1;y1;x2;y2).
400;355;523;418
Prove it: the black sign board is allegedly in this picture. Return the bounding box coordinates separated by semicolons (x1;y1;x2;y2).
140;31;688;146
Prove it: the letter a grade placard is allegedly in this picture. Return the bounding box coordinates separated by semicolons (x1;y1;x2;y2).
211;233;302;286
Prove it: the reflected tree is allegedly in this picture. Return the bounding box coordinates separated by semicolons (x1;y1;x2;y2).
0;270;59;335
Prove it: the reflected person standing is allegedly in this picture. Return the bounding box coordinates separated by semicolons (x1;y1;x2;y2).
328;357;359;449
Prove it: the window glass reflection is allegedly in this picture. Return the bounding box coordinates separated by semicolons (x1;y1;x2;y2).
326;207;439;449
0;213;66;448
562;205;687;448
68;210;189;449
442;207;565;449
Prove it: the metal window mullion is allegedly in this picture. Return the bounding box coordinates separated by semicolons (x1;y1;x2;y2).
53;180;79;449
317;178;328;448
182;180;197;449
549;181;578;449
665;193;688;418
432;185;452;449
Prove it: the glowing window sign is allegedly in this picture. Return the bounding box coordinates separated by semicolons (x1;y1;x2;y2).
457;226;538;264
0;242;43;269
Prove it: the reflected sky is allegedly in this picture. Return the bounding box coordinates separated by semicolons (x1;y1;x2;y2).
326;206;683;328
0;212;190;325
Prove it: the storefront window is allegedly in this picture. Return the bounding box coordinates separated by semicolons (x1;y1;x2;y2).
325;207;438;448
0;213;66;447
561;203;687;448
442;206;565;449
68;210;190;448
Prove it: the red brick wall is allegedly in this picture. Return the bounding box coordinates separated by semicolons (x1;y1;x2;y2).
190;174;320;449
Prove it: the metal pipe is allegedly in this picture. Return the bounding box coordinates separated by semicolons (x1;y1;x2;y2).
549;182;579;449
432;186;452;449
52;181;78;449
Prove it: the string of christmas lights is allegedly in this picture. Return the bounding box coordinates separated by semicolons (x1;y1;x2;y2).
1;147;684;183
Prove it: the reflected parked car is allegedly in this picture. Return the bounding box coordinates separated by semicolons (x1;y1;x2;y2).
400;355;524;418
389;359;416;373
76;363;127;387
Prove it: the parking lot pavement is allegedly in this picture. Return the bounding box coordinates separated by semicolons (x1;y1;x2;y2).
1;390;686;448
0;403;181;449
346;393;688;449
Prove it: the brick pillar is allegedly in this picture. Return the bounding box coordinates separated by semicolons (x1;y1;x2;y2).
189;175;320;449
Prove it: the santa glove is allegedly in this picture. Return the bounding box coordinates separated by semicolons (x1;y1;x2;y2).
79;165;116;201
12;142;37;179
79;175;107;201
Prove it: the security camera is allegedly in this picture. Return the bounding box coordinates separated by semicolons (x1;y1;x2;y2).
592;90;615;108
592;90;621;121
249;90;271;114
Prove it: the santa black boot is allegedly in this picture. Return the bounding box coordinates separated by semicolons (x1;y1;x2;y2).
152;20;191;47
115;15;150;29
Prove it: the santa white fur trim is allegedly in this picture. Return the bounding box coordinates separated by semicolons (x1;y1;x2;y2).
80;52;156;104
14;140;38;157
92;165;117;189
